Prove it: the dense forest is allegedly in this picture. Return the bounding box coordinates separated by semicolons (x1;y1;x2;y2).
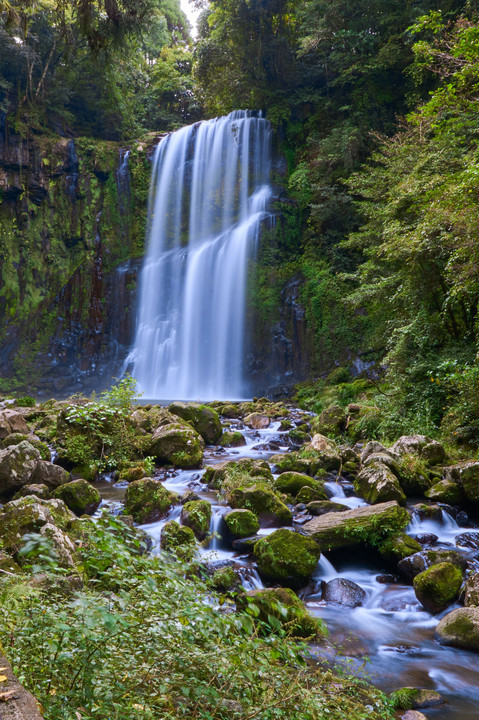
2;1;479;719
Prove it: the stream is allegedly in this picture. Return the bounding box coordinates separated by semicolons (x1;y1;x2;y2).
93;410;479;719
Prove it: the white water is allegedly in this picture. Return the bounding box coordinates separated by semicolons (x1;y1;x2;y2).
128;111;273;400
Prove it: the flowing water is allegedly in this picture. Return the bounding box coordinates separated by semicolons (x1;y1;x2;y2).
127;111;273;400
94;412;479;718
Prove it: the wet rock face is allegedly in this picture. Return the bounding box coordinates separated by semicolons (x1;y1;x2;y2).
322;578;367;607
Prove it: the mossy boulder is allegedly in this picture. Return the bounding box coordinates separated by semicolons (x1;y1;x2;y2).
444;462;479;502
396;455;433;496
391;435;430;456
464;573;479;607
434;607;479;651
131;407;178;432
379;533;422;563
218;403;242;419
301;501;410;550
168;402;222;444
425;478;465;504
148;423;204;468
2;433;50;460
310;405;346;435
289;428;310;445
389;687;444;710
269;453;314;476
204;458;273;491
398;549;467;582
236;587;325;638
413;562;463;613
0;496;75;553
219;431;246;447
52;479;101;516
306;500;349;516
161;520;197;560
0;441;41;494
224;509;260;538
296;485;328;503
13;483;50;500
228;484;292;527
211;566;239;592
420;441;446;465
254;529;321;588
273;472;327;499
354;462;406;505
31;460;70;488
181;500;212;540
124;478;177;524
118;465;149;483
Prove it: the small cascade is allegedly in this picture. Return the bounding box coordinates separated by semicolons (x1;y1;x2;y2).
208;507;226;551
116;149;131;215
127;110;273;400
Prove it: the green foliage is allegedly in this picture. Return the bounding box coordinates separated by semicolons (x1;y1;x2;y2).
14;396;36;407
0;515;393;720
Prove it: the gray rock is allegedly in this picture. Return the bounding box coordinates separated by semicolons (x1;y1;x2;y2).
31;459;70;488
391;435;430;456
322;578;367;607
0;441;41;493
435;607;479;651
354;462;406;504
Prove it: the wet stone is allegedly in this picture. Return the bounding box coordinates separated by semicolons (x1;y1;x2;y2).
322;578;367;607
413;534;438;545
376;574;400;584
456;532;479;550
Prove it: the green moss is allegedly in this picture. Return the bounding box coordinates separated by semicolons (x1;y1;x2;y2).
254;529;321;588
224;509;260;538
52;479;101;516
161;520;196;560
228;484;292;526
413;562;463;614
181;500;212;540
236;587;327;639
219;431;246;447
124;478;177;524
273;472;326;499
379;532;422;563
211;566;238;592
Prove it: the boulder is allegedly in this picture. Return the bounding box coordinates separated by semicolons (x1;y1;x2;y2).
228;484;292;526
354;462;406;505
161;520;197;559
218;403;242;419
420;441;446;465
0;409;29;439
2;432;50;460
168;402;222;444
219;431;246;447
400;713;427;720
0;441;41;494
211;566;239;592
254;529;322;587
37;522;78;569
309;434;336;453
243;413;270;430
361;441;398;464
464;573;479;607
204;458;273;490
13;483;50;500
444;462;479;502
425;478;464;504
0;496;75;553
391;435;430;456
296;485;328;503
306;500;349;516
434;607;479;651
224;509;260;538
301;501;410;550
274;472;327;499
236;587;325;638
124;478;177;524
362;452;400;474
413;562;463;613
180;500;212;540
52;479;101;516
310;406;346;435
398;549;467;582
322;578;367;607
269;452;315;476
379;533;422;563
456;532;479;549
148;423;204;468
31;459;71;488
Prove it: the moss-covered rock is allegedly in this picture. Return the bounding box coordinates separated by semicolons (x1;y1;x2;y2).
389;687;444;710
0;496;75;553
219;431;246;447
310;405;346;436
420;441;446;465
396;455;432;496
398;549;467;582
444;462;479;502
254;529;321;588
306;500;349;516
434;607;479;651
236;587;326;638
204;458;273;491
273;472;327;499
391;435;430;456
148;423;204;468
31;459;70;488
211;566;239;592
181;500;212;540
52;479;101;516
413;562;463;614
354;462;406;505
0;441;41;494
124;478;177;524
425;478;465;504
269;452;314;476
301;501;410;550
13;483;50;500
379;533;422;563
228;484;292;527
2;433;50;460
464;573;479;607
160;520;197;560
224;509;260;538
296;485;328;503
168;402;222;445
288;428;310;445
218;403;242;419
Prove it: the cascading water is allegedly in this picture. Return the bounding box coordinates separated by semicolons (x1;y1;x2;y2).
128;110;273;400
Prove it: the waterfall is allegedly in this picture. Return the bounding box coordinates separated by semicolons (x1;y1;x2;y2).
128;110;273;400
